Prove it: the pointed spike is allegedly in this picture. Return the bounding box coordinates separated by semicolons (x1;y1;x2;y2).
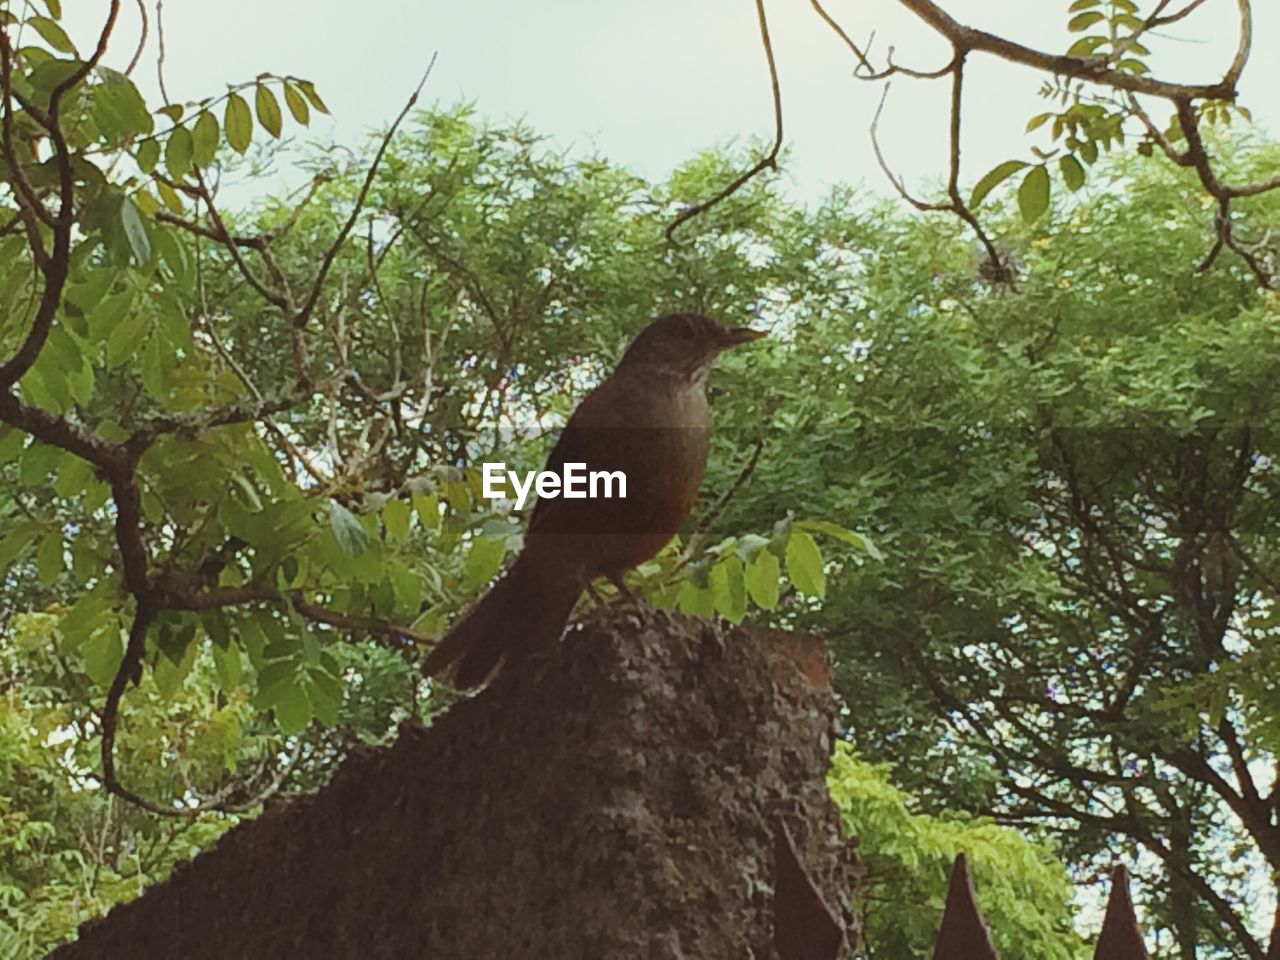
931;852;999;960
773;817;844;960
1094;864;1147;960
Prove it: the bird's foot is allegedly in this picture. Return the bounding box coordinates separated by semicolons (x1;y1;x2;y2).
606;574;659;625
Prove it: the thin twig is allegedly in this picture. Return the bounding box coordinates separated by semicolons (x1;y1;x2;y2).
293;54;438;328
665;0;782;243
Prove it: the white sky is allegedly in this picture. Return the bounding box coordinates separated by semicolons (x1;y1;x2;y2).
60;0;1280;205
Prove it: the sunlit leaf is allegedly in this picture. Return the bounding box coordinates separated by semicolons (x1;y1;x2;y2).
1017;164;1051;223
224;91;252;154
164;124;193;178
296;79;329;114
191;110;219;166
28;16;75;53
785;530;826;599
255;83;283;138
970;160;1028;209
283;82;310;125
745;547;780;610
1059;154;1086;191
383;497;412;541
462;536;505;589
709;555;747;623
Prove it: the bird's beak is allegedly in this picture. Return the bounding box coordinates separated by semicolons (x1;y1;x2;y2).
721;326;768;348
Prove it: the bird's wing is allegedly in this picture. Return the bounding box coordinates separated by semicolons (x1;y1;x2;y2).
527;382;612;535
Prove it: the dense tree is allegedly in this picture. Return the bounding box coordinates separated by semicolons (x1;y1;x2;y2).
740;147;1280;956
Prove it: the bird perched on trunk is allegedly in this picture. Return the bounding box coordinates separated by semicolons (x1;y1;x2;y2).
423;313;766;688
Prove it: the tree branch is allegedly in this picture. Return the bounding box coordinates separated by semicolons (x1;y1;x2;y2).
665;0;782;242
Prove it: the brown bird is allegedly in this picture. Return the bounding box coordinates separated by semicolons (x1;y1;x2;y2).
423;313;766;688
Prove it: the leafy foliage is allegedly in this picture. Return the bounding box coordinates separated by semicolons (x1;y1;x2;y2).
748;144;1280;956
829;743;1086;959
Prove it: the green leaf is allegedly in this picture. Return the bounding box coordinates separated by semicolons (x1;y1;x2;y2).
283;82;310;125
733;533;771;564
1059;154;1086;191
383;498;412;541
211;639;243;689
1067;35;1107;57
119;197;151;265
296;79;330;114
156;179;184;213
970;160;1028;209
709;555;747;623
106;306;151;368
1025;113;1053;133
224;92;252;154
191;110;219;166
254;658;297;705
676;580;715;618
1206;682;1228;729
412;493;440;527
165;124;193;179
0;524;36;569
1017;165;1051;223
36;533;64;585
745;547;781;610
156;103;184;122
785;530;826;599
255;83;283;138
388;562;423;614
28;16;75;53
328;499;369;557
83;627;123;687
153;637;198;697
799;519;884;561
463;536;506;589
273;681;312;733
95;68;154;137
140;328;172;398
52;451;90;498
798;519;864;549
1067;11;1104;30
136;137;160;174
306;671;341;726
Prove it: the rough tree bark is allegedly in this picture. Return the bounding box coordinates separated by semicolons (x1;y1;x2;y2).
49;609;859;959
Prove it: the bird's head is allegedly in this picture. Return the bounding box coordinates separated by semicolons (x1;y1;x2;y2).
616;313;767;382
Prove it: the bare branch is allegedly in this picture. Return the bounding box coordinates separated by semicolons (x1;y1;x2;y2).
0;1;122;388
124;0;148;76
807;0;872;74
1147;0;1211;30
665;0;782;243
892;0;1239;101
293;54;437;328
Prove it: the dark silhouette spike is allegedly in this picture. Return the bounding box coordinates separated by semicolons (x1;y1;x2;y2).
931;852;999;960
1094;864;1147;959
773;816;845;960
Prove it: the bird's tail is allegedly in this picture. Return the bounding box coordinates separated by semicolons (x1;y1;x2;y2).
422;554;581;689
